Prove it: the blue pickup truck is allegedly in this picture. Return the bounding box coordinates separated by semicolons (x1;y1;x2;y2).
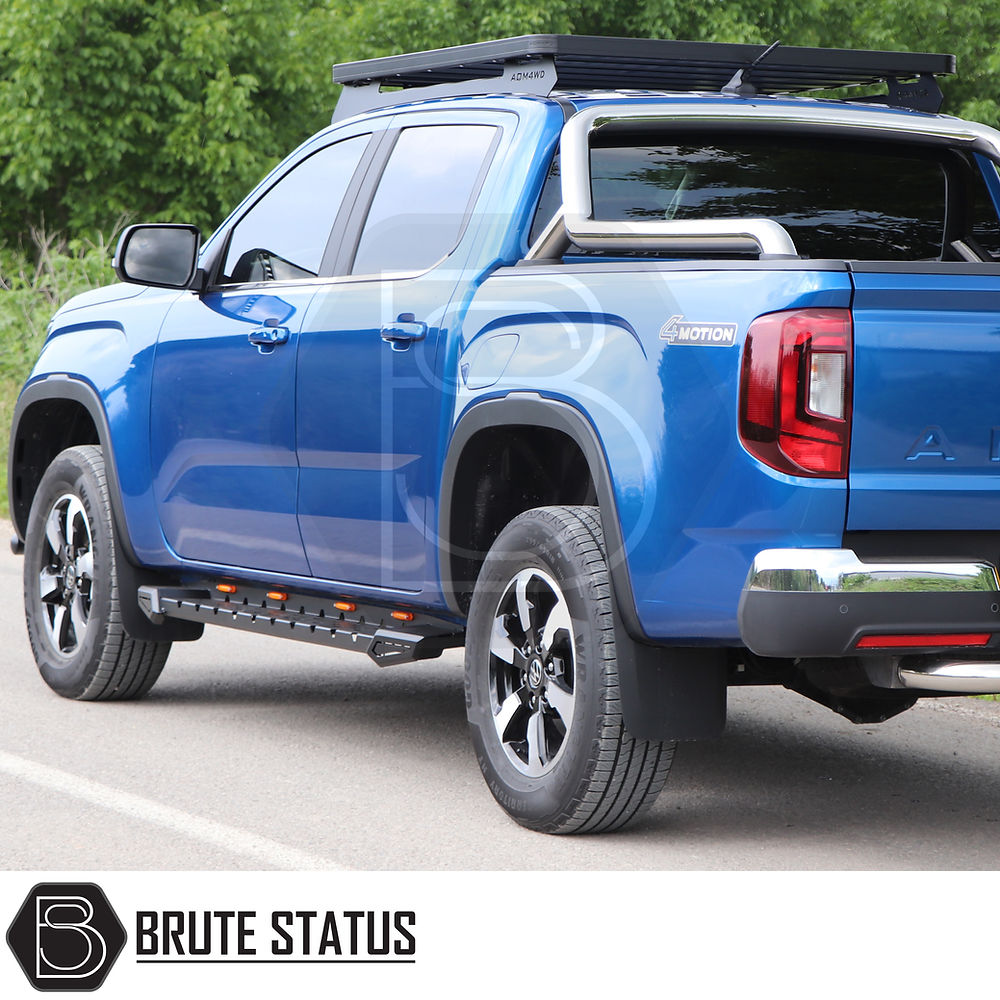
11;36;1000;834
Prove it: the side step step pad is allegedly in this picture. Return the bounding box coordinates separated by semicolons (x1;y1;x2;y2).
137;585;464;666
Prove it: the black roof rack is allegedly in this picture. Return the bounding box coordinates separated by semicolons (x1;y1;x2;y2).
332;35;956;120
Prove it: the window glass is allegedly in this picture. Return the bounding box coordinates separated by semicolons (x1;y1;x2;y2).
589;133;951;260
352;125;497;275
971;157;1000;259
222;134;369;283
529;151;562;245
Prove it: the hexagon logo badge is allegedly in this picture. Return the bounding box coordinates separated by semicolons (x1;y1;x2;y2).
6;882;127;991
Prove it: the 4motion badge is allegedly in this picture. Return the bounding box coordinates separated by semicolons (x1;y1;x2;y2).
659;314;738;347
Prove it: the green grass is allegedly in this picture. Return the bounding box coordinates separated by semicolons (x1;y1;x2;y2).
0;228;119;518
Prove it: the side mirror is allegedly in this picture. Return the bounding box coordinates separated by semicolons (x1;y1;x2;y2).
113;224;201;289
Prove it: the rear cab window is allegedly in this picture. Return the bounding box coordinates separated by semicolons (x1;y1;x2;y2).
532;129;1000;262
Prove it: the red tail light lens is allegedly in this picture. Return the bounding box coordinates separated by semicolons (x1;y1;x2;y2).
739;308;852;478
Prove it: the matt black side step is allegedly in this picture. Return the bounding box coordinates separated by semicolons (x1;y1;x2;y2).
137;584;464;666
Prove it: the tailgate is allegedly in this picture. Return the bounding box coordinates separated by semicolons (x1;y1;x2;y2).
848;264;1000;530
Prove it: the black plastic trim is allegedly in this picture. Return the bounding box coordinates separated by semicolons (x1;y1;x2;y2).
10;378;124;548
739;588;1000;658
849;261;1000;274
845;530;1000;563
10;376;201;642
331;128;398;276
440;394;641;629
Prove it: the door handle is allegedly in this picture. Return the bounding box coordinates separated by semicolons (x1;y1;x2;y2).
380;313;428;352
248;319;289;354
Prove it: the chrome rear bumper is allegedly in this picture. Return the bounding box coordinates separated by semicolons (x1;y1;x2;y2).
744;548;999;595
738;548;1000;661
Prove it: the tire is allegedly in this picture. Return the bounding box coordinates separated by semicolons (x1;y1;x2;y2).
23;445;171;700
465;505;675;834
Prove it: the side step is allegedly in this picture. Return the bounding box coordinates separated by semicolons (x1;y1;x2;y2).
137;584;464;667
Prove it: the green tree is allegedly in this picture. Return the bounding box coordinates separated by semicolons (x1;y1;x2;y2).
2;0;999;251
330;0;1000;126
0;0;340;243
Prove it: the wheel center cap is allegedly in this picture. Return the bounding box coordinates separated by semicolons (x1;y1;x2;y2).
64;565;77;589
527;658;544;689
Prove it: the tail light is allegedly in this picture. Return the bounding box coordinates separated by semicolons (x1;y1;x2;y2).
739;308;853;478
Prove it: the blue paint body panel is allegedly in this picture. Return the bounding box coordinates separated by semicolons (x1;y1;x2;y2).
459;264;852;639
17;89;1000;646
849;271;1000;530
150;286;316;575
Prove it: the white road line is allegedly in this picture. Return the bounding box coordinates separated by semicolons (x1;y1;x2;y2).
0;749;344;870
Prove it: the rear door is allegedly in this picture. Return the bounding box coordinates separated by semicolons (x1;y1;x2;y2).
295;112;505;591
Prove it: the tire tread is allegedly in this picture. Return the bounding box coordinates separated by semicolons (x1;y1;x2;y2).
470;503;675;835
24;445;170;701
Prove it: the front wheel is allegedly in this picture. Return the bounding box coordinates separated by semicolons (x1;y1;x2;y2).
465;505;675;834
23;445;170;700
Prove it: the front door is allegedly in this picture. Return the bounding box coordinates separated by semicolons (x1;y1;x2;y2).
151;285;316;574
150;131;373;574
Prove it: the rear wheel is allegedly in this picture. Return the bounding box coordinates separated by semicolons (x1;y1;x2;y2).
23;445;170;700
465;505;674;833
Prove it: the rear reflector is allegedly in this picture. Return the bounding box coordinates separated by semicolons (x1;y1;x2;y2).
739;308;852;477
856;633;991;650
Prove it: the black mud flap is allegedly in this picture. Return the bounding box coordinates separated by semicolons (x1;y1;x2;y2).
614;612;727;742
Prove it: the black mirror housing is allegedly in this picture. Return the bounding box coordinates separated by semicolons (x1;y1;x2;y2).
113;224;201;289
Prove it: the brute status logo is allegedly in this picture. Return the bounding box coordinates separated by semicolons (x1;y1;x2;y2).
6;883;127;991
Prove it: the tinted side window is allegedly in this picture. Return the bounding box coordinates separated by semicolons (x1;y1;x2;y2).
222;134;369;284
529;151;562;245
352;125;497;275
589;133;951;260
971;157;1000;259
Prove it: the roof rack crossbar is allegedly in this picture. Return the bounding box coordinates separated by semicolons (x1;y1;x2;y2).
332;35;956;121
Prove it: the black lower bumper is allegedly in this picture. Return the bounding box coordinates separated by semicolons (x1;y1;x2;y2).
738;549;1000;658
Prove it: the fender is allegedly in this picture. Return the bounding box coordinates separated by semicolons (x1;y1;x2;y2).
9;376;202;643
441;392;644;636
440;393;726;741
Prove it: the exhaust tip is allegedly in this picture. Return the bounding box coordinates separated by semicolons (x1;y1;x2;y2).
899;659;1000;694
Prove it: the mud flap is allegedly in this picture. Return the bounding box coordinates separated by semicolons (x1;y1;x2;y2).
613;607;727;741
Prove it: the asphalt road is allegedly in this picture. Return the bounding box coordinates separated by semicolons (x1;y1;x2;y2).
2;529;1000;871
